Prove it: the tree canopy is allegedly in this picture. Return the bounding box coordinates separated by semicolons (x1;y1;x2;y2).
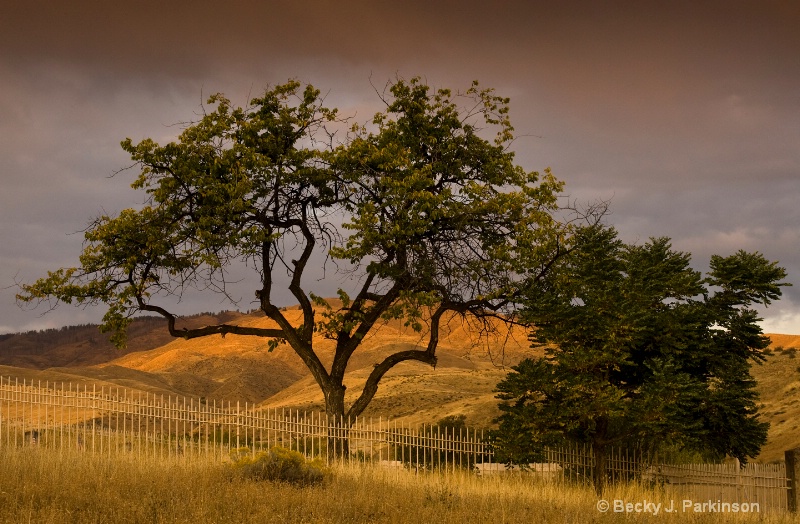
492;224;789;490
18;78;575;431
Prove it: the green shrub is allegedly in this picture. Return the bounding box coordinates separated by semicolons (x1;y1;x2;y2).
230;446;328;486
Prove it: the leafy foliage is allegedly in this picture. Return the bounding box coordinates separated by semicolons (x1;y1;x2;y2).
17;77;575;434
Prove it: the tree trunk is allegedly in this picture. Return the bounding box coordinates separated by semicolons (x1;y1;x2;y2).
592;417;609;494
324;384;350;461
592;440;608;495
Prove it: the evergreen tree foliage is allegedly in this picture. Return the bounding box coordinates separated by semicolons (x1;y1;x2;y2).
493;225;789;491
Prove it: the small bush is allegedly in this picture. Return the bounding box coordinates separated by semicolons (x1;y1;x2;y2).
230;446;327;486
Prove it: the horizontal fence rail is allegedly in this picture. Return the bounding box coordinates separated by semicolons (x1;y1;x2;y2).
0;377;791;512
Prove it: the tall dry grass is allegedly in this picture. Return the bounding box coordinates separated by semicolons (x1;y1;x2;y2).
0;446;796;523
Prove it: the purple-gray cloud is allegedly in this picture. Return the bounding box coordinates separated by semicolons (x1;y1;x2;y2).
2;0;798;334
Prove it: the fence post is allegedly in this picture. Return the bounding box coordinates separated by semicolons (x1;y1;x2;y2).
787;448;800;513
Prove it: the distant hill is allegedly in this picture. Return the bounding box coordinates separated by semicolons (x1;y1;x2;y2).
0;306;534;405
0;311;244;368
0;317;164;368
0;307;798;462
755;341;800;462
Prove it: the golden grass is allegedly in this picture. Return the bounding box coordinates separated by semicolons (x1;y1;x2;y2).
1;446;797;523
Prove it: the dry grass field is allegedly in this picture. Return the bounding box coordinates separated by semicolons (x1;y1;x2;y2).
1;446;798;524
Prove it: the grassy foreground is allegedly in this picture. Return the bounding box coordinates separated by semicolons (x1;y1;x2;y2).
0;447;797;524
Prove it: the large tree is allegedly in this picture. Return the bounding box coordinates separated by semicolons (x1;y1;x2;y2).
492;225;788;491
18;78;572;450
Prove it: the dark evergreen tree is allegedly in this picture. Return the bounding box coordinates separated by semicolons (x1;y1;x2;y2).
493;225;789;492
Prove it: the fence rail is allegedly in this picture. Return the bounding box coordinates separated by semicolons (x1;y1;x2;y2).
0;376;791;512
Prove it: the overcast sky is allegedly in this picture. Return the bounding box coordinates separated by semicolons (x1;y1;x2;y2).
1;0;798;335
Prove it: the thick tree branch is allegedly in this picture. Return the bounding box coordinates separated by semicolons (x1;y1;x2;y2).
288;206;316;344
331;276;406;380
346;348;437;421
135;298;285;339
345;306;444;420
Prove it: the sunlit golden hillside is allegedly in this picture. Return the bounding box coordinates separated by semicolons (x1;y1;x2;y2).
1;307;798;461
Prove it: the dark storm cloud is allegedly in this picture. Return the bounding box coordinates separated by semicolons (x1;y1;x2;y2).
2;0;798;333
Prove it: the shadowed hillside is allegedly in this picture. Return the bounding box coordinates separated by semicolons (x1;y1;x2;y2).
0;311;245;368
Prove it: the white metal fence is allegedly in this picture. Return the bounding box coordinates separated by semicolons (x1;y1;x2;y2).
539;443;790;512
645;462;790;512
0;376;792;512
0;377;489;467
